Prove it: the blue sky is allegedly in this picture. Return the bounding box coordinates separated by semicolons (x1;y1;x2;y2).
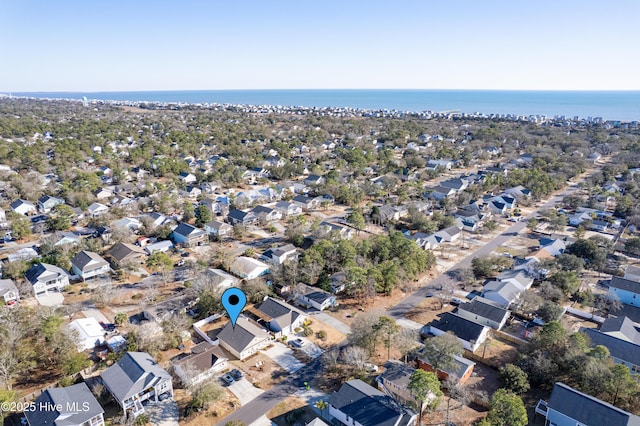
1;0;639;91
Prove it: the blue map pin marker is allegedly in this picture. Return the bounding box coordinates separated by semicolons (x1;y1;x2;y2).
222;287;247;328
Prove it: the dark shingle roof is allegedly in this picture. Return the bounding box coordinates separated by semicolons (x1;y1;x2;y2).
70;250;108;271
173;222;206;237
548;382;640;426
24;382;103;426
456;296;509;324
581;328;640;368
329;379;415;426
217;318;270;353
599;316;640;344
609;276;640;294
429;312;487;343
25;263;67;285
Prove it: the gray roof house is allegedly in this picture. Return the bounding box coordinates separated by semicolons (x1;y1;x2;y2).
204;219;233;237
70;250;110;281
538;382;640;426
227;208;258;226
172;342;228;386
24;382;105;426
100;352;173;419
455;296;510;330
217;317;272;360
260;244;298;265
377;361;425;408
424;312;490;352
481;280;524;308
171;222;208;248
328;379;417;426
25;263;70;297
580;317;640;374
37;195;65;213
251;297;306;336
0;279;19;305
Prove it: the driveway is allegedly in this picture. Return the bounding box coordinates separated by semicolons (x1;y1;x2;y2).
145;400;179;426
395;317;423;331
313;312;351;335
36;293;64;306
263;342;304;373
228;378;264;405
249;414;275;426
81;307;110;323
298;338;324;358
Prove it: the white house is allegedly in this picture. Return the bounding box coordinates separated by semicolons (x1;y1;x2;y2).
252;297;306;336
297;287;336;311
24;383;105;426
144;240;174;255
0;279;19;305
425;312;490;352
9;199;36;216
100;352;173;419
260;244;298;265
217;318;272;360
25;263;70;297
68;317;107;351
230;257;270;280
70;251;110;281
87;202;109;217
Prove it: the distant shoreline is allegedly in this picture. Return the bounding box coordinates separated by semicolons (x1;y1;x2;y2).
2;89;640;122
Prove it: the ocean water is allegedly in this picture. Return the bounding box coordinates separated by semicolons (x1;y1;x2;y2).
6;89;640;121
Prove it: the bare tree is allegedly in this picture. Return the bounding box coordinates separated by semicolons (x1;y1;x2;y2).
342;346;369;372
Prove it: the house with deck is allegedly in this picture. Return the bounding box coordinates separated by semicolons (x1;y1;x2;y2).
24;383;105;426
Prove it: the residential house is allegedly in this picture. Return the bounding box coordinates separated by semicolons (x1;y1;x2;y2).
297;286;336;311
580;316;640;374
101;352;173;419
328;379;417;426
9;199;36;215
200;197;228;216
37;195;65;213
52;231;81;247
416;352;476;385
426;185;457;200
427;159;454;170
250;297;306;336
0;279;19;305
538;237;566;257
481;280;525;308
146;212;168;228
503;185;532;199
274;201;302;217
316;222;354;240
496;269;534;290
227;209;258;226
435;225;462;243
260;244;298;265
0;207;6;227
251;205;282;223
6;247;39;263
440;178;470;192
25;263;70;297
108;243;147;268
624;265;640;282
172;342;228;386
204;219;233;238
171;223;208;248
205;268;240;290
304;174;326;186
217;317;272;360
230;257;270;280
87;202;109;218
179;186;202;199
144;240;174;255
93;187;113;200
292;194;319;211
537;382;640;426
607;276;640;307
24;383;105;426
454;296;510;330
71;250;110;280
68;317;107;351
378;204;407;223
178;171;197;184
423;312;491;352
111;217;142;232
377;361;426;407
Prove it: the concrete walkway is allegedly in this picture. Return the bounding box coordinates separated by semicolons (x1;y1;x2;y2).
146;400;179;426
228;378;265;405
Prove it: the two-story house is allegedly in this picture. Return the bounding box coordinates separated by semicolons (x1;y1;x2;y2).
227;209;258;227
24;382;105;426
37;195;65;214
100;352;173;419
260;244;298;265
608;276;640;307
71;251;110;281
171;223;208;248
204;219;233;238
25;263;70;297
274;201;303;217
580;316;640;374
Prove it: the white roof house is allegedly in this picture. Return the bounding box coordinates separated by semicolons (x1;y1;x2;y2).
68;317;107;352
230;257;270;280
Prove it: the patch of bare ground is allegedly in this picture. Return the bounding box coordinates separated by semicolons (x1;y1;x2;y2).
301;317;346;348
178;387;241;426
268;396;314;425
423;397;488;426
404;297;455;325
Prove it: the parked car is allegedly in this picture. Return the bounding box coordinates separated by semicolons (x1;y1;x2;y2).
230;369;243;380
221;374;235;386
158;392;171;401
364;363;378;373
450;297;464;306
289;338;305;348
99;322;116;332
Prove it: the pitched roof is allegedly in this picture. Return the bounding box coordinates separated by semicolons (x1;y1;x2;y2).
172;342;228;376
548;382;640;426
599;316;640;344
25;263;68;285
581;327;640;367
418;351;476;379
429;312;488;343
173;222;206;238
101;352;171;403
328;379;415;426
609;276;640;294
70;251;109;271
256;297;303;330
217;318;270;353
108;243;146;263
379;360;415;390
24;382;103;426
456;296;510;324
0;279;17;297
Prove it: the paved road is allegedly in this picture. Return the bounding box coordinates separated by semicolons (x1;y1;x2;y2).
389;184;582;320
